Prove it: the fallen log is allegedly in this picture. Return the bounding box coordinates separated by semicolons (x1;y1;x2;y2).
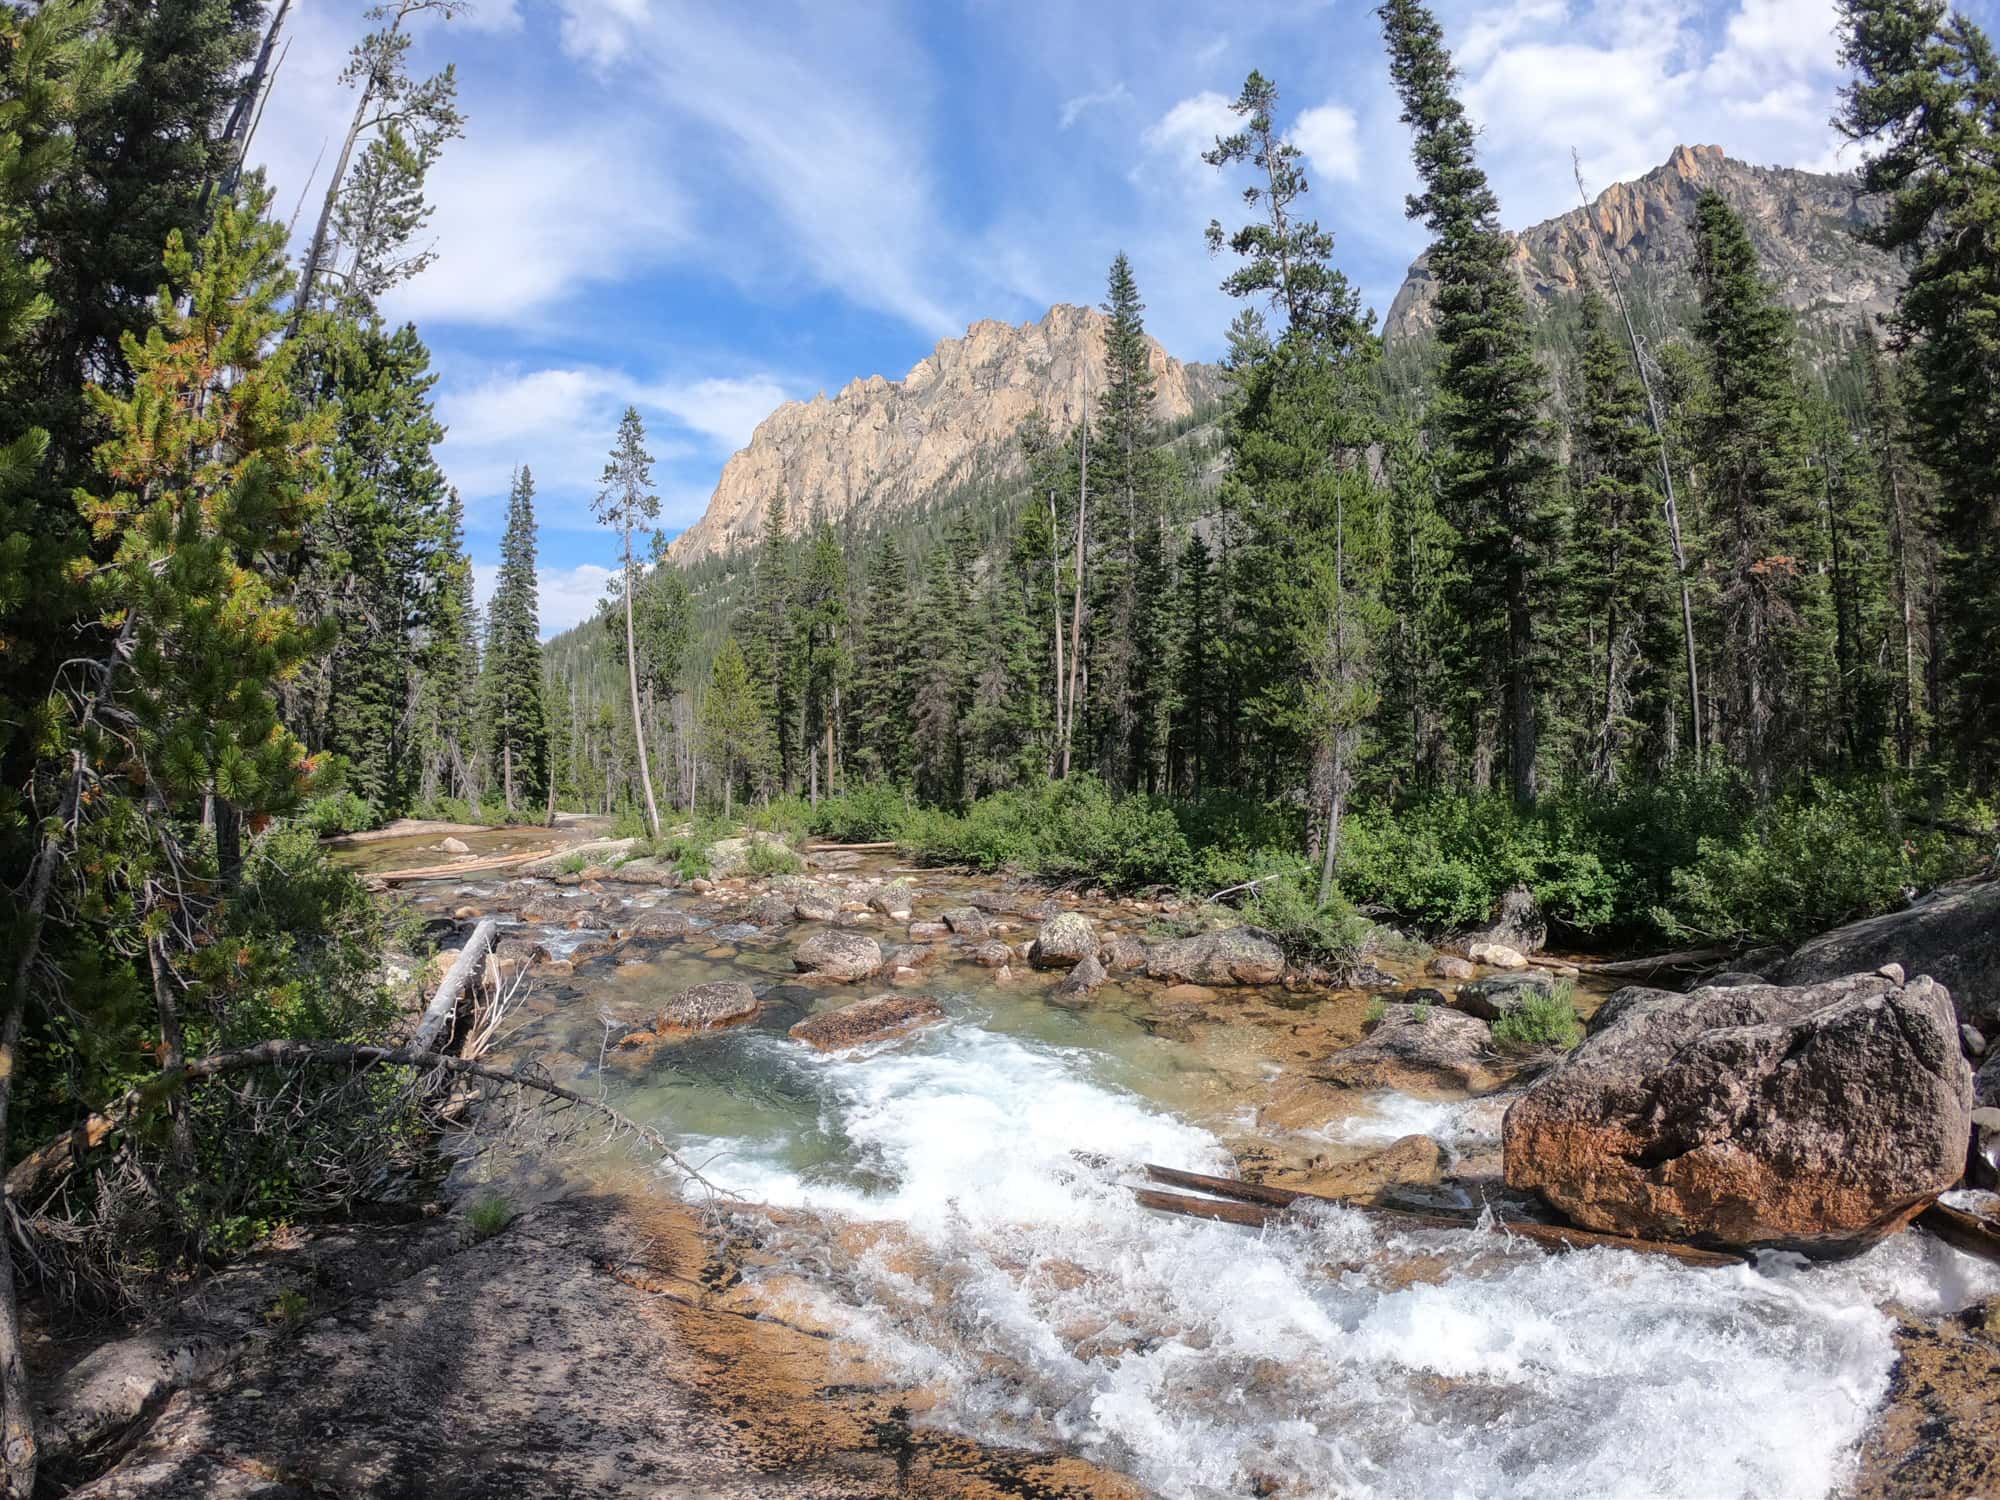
414;917;496;1052
1573;943;1736;979
377;848;552;883
1917;1201;2000;1265
1139;1165;1745;1268
803;840;899;852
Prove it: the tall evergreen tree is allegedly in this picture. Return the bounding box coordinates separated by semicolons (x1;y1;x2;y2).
848;535;913;784
1688;190;1829;788
1836;0;2000;783
480;467;546;813
794;526;848;803
1378;0;1558;802
595;406;663;837
746;493;799;792
700;637;771;819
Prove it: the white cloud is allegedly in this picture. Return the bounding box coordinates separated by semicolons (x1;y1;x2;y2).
1194;33;1230;66
379;128;685;328
1292;103;1362;184
473;561;616;639
458;0;524;35
1139;91;1240;189
437;364;795;531
1060;82;1131;129
557;0;651;67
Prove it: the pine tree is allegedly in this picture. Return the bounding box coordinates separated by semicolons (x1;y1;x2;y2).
1205;67;1381;875
700;637;772;819
909;548;969;806
595;406;663;837
1376;417;1464;788
1689;190;1828;788
414;487;477;802
1167;532;1216;795
849;536;913;783
480;467;547;813
794;526;847;803
746;494;799;791
1378;0;1558;802
1564;290;1674;781
1836;0;2000;782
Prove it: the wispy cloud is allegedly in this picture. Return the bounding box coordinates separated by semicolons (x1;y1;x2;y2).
1060;82;1132;128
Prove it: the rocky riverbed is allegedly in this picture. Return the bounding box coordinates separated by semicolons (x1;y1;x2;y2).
50;829;2000;1498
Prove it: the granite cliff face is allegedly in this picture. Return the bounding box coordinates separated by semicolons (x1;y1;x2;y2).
1384;144;1903;342
666;304;1223;565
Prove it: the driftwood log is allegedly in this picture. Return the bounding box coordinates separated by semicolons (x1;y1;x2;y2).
1572;944;1737;979
1138;1165;1746;1269
375;849;551;884
414;918;497;1052
1917;1201;2000;1265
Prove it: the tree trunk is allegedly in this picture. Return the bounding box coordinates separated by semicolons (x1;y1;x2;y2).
503;740;514;813
1048;490;1066;774
621;525;662;839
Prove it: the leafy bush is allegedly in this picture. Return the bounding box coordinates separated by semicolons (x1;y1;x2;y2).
1491;985;1585;1052
1661;778;1981;944
411;794;475;825
296;791;378;837
1240;875;1370;965
747;794;815;844
743;838;805;877
555;852;589;875
810;782;912;842
897;776;1192;889
611;804;650;838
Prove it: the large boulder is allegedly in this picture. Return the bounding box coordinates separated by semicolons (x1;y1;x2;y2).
789;992;946;1052
1503;971;1973;1255
1470;884;1546;955
940;906;990;939
1056;954;1107;998
1782;878;2000;1027
1029;912;1098;969
1453;971;1557;1022
1144;927;1286;987
1313;1004;1509;1093
791;930;883;982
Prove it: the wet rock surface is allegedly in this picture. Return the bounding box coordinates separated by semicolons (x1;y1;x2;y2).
1029;912;1098;969
1314;1004;1510;1094
1504;971;1973;1254
1144;927;1286;987
792;930;884;981
1452;970;1557;1021
789;992;948;1051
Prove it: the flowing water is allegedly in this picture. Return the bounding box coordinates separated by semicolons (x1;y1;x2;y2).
390;857;2000;1500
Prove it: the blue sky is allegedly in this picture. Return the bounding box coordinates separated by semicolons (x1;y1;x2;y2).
251;0;1908;636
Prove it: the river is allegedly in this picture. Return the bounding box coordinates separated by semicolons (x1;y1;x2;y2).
359;834;2000;1500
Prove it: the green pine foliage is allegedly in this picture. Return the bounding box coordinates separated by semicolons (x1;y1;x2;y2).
480;467;548;814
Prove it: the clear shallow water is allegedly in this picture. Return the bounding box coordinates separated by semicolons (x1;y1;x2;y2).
467;876;2000;1500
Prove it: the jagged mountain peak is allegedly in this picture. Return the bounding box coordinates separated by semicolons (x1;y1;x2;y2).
665;303;1222;566
1384;144;1901;342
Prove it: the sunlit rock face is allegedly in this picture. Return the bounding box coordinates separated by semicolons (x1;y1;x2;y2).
1385;144;1904;343
665;303;1224;565
1504;971;1973;1255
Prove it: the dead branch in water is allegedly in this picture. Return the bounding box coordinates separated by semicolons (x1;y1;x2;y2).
1917;1201;2000;1265
1204;874;1285;905
1138;1165;1746;1269
1573;944;1737;979
9;1041;731;1213
414;917;497;1052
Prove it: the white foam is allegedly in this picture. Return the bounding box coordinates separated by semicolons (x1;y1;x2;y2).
674;1025;2000;1500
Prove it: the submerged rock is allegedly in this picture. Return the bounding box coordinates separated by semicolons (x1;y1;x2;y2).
940;906;990;939
1057;954;1107;998
1029;912;1098;969
620;908;692;940
792;930;884;981
971;940;1012;968
1289;1134;1447;1206
1503;971;1973;1255
1314;1004;1508;1093
1428;956;1477;982
440;836;471;855
1782;879;2000;1027
618;982;762;1052
1144;927;1286;987
789;992;947;1051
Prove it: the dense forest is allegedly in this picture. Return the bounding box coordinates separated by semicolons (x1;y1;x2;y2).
0;0;1997;1491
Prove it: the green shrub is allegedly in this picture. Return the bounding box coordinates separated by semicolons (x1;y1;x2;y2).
611;804;651;838
810;782;912;842
1660;778;1982;944
747;794;814;844
465;1194;512;1241
743;838;804;877
1240;876;1369;965
411;794;475;824
296;791;378;837
674;847;711;881
1491;984;1585;1052
897;777;1192;890
555;852;589;875
265;1288;311;1325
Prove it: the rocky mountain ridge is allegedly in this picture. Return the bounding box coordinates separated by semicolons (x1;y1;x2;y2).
1384;144;1903;341
665;304;1225;566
